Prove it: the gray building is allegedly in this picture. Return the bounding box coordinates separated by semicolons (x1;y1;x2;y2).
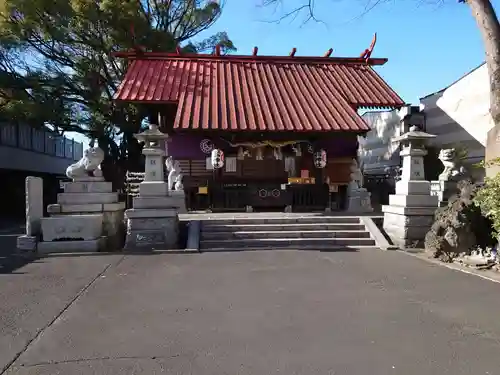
0;123;84;219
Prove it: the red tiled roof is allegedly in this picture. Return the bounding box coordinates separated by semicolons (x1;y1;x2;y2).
114;53;405;132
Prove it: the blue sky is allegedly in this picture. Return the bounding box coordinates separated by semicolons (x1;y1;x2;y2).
194;0;499;104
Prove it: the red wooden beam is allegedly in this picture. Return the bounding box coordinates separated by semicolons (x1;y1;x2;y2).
252;46;258;56
110;51;389;66
176;46;181;55
214;44;221;56
360;33;377;60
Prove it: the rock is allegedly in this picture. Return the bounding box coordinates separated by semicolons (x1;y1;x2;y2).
424;180;496;262
461;254;492;267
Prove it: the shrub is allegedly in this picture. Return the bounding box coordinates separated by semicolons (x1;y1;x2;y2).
473;158;500;239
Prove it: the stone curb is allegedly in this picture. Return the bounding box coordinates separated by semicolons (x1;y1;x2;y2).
360;217;399;251
402;250;500;284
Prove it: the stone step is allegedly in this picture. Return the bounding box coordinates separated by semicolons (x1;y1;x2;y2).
201;230;371;240
202;223;366;232
199;245;379;252
57;192;119;205
199;237;376;250
200;217;361;226
63;181;113;193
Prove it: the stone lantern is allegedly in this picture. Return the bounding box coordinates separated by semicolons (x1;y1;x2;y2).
382;126;438;248
134;124;169;192
124;123;184;251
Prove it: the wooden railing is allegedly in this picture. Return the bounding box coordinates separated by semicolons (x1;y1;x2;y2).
210;184;248;211
128;178;341;213
0;123;84;160
289;184;330;212
186;182;334;212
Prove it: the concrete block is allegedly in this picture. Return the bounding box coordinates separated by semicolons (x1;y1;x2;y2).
389;194;439;208
38;237;107;254
72;176;105;182
382;205;438;216
41;214;103;241
139;181;169;196
395;180;431;195
125;208;178;219
17;235;38;251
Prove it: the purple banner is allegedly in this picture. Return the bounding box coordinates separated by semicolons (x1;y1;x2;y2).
316;138;358;157
166;134;213;159
166;133;358;159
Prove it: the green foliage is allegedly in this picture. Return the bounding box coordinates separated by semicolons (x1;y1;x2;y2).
0;0;235;141
473;159;500;237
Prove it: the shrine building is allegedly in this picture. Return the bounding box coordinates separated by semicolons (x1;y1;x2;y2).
113;38;405;212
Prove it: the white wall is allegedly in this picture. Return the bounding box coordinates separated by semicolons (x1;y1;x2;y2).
421;63;490;178
433;63;493;147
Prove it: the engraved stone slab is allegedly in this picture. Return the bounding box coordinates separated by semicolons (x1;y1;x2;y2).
41;214;103;241
25;176;43;236
124;217;179;251
64;181;113;193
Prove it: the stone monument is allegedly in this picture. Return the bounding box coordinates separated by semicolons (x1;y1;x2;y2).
346;159;373;213
124;124;186;251
382;126;439;248
17;176;44;252
430;148;469;207
37;146;125;253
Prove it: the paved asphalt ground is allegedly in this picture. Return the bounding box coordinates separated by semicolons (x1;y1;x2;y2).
2;227;500;374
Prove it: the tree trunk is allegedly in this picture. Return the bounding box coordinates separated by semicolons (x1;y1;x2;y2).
466;0;500;176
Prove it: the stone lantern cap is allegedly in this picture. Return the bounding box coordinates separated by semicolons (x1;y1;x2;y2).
134;124;168;145
392;125;436;144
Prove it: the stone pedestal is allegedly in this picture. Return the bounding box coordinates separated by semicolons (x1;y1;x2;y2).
346;159;373;213
123;124;184;251
39;176;125;253
382;126;438;248
347;189;373;213
430;180;459;207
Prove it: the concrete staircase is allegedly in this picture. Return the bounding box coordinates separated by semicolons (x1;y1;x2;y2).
199;216;376;251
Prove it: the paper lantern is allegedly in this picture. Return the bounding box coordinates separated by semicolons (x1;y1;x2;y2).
314;149;327;168
211;149;224;169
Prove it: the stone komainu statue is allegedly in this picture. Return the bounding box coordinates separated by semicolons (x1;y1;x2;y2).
165;156;183;191
438;148;467;181
65;146;105;179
